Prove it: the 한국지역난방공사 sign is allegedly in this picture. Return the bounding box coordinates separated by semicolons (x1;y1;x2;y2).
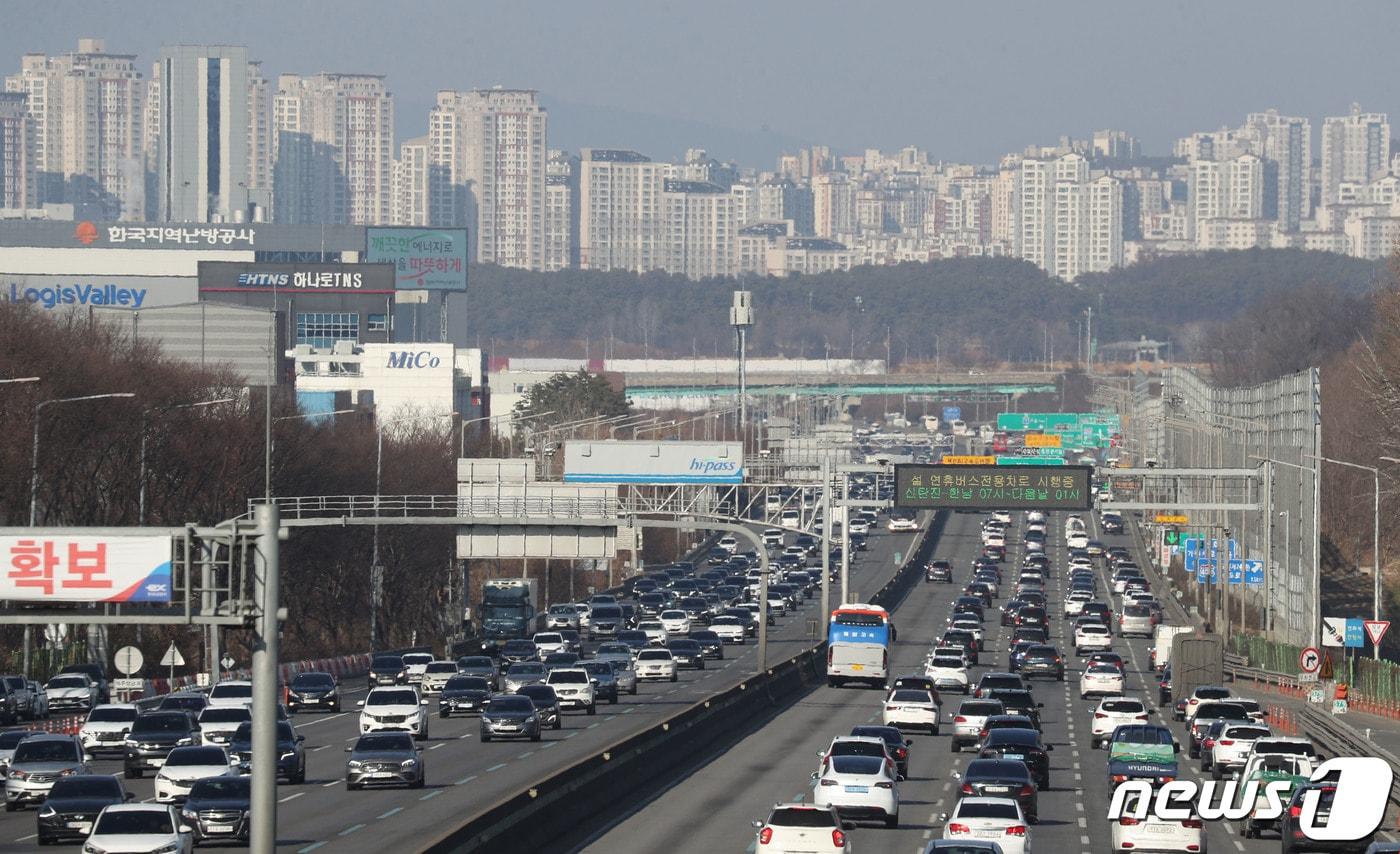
894;464;1092;511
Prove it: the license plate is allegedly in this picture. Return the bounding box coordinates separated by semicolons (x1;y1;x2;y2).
149;758;164;767
976;830;1001;838
66;822;91;831
1144;824;1173;834
369;772;395;779
986;786;1009;793
844;785;869;793
1004;753;1025;760
206;824;234;833
850;664;864;671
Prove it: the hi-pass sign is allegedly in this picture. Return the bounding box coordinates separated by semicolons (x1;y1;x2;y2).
895;464;1092;511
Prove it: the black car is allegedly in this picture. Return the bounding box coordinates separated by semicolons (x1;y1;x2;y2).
1018;645;1065;681
1277;779;1373;852
615;630;651;653
953;597;985;621
688;631;725;660
542;652;582;671
516;684;562;730
959;757;1039;823
124;711;200;778
850;725;911;780
228;720;306;782
181;775;252;843
438;675;492;717
157;693;208;716
978;728;1053;789
1016;606;1049;631
666;639;706;670
479;695;542;742
890;675;941;703
849;532;868;551
368;654;407;688
287;671;341;713
1157;664;1172;706
963;583;994;607
1007;640;1036;672
926;560;953;583
974;673;1026;698
1011;625;1049;645
34;774;132;844
499;640;539;664
1000;600;1027;627
985;689;1044;730
942;631;979;665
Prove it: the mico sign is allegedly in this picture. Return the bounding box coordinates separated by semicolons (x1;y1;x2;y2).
386;351;443;369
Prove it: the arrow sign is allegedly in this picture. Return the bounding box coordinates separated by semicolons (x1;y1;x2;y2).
1365;620;1391;647
1299;646;1321;674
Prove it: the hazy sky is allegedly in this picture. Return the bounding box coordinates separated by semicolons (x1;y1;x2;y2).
6;0;1399;166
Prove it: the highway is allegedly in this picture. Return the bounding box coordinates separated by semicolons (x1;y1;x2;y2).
0;524;923;852
579;507;1399;854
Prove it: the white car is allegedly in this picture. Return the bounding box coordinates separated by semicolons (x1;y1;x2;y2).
848;518;870;535
1066;531;1090;550
79;704;139;755
1181;686;1233;722
86;804;193;854
812;753;900;827
358;687;429;739
1207;722;1272;778
401;652;433;684
1111;806;1203;853
888;515;919;532
1074;623;1113;654
43;673;95;712
196;706;251;746
765;591;788;616
882;687;940;734
925;655;970;693
153;745;237;802
753;803;851;853
982;531;1006;548
532;632;569;657
575;603;592;630
708;616;746;644
545;668;597;713
1090;696;1151;747
1065;593;1094;617
718;534;740;553
420;661;459;695
1080;663;1126;699
636;620;669;645
545;604;581;630
205;681;253;709
942;796;1030;854
992;510;1012;524
635;649;678;682
951;699;1006;752
659;610;691;635
951;619;985;645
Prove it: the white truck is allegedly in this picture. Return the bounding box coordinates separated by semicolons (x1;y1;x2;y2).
1151;625;1195;671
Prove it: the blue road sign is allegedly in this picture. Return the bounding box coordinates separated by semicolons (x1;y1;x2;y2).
1244;559;1264;585
1197;557;1216;584
1228;539;1239;560
942;406;961;422
1228;558;1244;584
1345;618;1365;648
1185;539;1199;572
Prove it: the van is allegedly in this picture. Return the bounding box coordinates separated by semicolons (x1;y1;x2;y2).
780;508;801;529
1151;625;1194;670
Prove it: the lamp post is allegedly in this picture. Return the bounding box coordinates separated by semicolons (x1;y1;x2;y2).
459;410;555;457
370;411;455;650
139;398;235;525
31;393;136;526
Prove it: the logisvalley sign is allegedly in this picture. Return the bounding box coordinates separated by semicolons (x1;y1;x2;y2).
5;282;149;309
563;440;745;484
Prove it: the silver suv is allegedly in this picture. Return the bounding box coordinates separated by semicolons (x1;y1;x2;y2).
4;734;90;810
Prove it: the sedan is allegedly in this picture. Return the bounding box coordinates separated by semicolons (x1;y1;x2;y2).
153;746;237;803
979;729;1053;789
179;775;251;843
479;695;542;742
1074;623;1113;655
344;732;425;790
1090;697;1152;748
1080;663;1126;699
515;685;563;730
85;804;193;854
811;754;899;827
34;774;132;845
437;676;492;717
883;688;941;734
634;649;678;682
659;610;692;635
957;758;1039;824
708;616;746;644
941;797;1029;854
753;803;851;853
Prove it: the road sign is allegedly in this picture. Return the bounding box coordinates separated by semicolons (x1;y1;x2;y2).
1365;620;1391;647
941;455;996;465
1299;646;1322;674
113;645;143;677
1298;672;1319;683
1344;618;1365;648
1322;617;1347;647
995;456;1065;466
220;655;236;671
1319;653;1335;680
1024;433;1062;448
1163;528;1181;545
1333;699;1349;715
1244;559;1264;586
112;678;143;691
1155;514;1189;525
942;406;961;422
1196;558;1216;584
1227;558;1244;584
896;463;1092;510
160;642;184;668
1308;687;1325;702
1185;538;1199;572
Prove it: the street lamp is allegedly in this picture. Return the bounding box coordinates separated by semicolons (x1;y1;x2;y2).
459;409;555;457
633;419;678;438
139;398;235;524
31;393;136;526
370;411;455;649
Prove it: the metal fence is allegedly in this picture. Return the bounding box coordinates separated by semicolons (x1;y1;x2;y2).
1231;632;1400;704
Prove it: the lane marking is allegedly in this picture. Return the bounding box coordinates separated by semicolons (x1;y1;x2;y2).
486;762;507;772
338;824;365;836
517;751;535;759
378;807;403;819
420;789;442;800
298;844;328;854
279;792;304;803
429;743;444;750
456;774;478;785
321;780;340;788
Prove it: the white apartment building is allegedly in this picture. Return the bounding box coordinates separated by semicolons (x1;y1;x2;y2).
1242;110;1310;230
0;92;32;209
1321;105;1390;208
578;148;666;272
1087;176;1123;274
428;88;547;269
1017;153;1120;280
1018;158;1050;267
543;150;577;272
392;136;428;226
812;173;853;238
663;179;733;279
765;237;853;277
245;62;272;213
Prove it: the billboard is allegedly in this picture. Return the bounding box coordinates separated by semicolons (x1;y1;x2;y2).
197;261;396;294
894;464;1092;510
3;276;197;311
365;227;469;292
2;535;172;603
563;441;745;484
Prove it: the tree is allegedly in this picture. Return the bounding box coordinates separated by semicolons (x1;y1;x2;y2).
514;370;631;430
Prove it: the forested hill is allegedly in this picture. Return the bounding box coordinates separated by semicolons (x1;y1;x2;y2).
453;249;1384;364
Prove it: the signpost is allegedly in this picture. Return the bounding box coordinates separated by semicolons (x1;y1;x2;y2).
1299;646;1321;674
1155;514;1189;525
942;406;961;422
160;641;185;684
1364;620;1391;648
0;535;172;603
1322;617;1347;647
1024;433;1062;448
895;464;1092;511
1227;558;1244;584
941;455;996;465
995;456;1065;466
1244;559;1264;586
113;645;143;677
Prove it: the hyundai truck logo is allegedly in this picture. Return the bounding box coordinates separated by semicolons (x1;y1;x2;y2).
385;351;443;369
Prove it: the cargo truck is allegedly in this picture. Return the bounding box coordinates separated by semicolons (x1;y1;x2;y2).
479;579;539;642
1168;632;1224;705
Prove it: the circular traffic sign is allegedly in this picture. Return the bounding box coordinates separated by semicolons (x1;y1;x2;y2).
113;645;144;677
1299;646;1322;674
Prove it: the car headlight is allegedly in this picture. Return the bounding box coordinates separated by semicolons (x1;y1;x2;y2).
9;770;26;780
153;844;180;854
280;751;297;760
38;804;56;817
176;737;194;746
526;715;537;722
400;758;418;768
347;760;362;768
83;844;107;854
59;767;76;776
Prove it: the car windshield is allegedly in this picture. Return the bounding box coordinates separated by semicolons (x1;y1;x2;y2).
957;801;1021;819
508;664;545;676
167;747;226;766
967;760;1029;780
458;657;492;668
13;740;79;763
200;708;251;723
1113;726;1173;745
768;806;836;827
960;702;1004;717
488;696;533;713
371;656;403;670
1226;726;1271;740
426;663;457;674
638;651;670;660
189;777;250;799
367;690;417;706
592;607;623;619
50;776;122;798
210;684;252;698
131;714;190;734
891;689;930;702
831;755;885;775
549;605;575;615
86;707;138;723
292;674;334;689
46;676;87;689
355;734;414;752
550;671;588;683
932;657;964;668
1088;664;1120;675
403;654;432;666
987;729;1037;746
94;809;174;835
446;676;489;691
1196;687;1231;699
534;634;563;643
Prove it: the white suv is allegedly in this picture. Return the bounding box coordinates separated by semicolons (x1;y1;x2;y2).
206;680;254;709
401;653;433;685
1074;623;1113;655
544;669;597;715
358;687;429;740
1090;696;1151;748
532;632;568;657
753;803;850;853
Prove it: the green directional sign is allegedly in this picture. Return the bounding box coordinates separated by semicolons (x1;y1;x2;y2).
997;412;1121;434
996;456;1064;465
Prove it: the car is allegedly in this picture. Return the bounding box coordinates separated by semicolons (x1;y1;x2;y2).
689;630;726;660
1086;651;1126;673
4;734;90;811
753;804;852;852
344;731;425;790
708;615;747;643
545;668;598;715
400;652;433;684
1278;779;1375;852
85;804;194;854
23;680;46;719
502;662;549;693
637;620;669;645
1118;604;1155;638
367;653;407;687
635;648;678;682
985;689;1044;731
43;673;95;713
888;514;919;532
1064;591;1093;616
974;673;1027;698
941;797;1029;854
1089;697;1152;748
205;680;254;709
666;639;707;670
532;632;569;657
1179;685;1233;722
500;639;541;665
951;699;1007;753
542;651;582;671
153;745;238;803
516;684;563;730
0;674;33;721
1017;646;1065;681
659;609;692;635
588;604;627;639
358;686;429;739
956;758;1039;824
455;655;500;686
579;661;620;704
594;642;636;668
1007;641;1036;673
1237;751;1317;839
605;659;639;696
178;774;251;843
1111;794;1204;854
927;560;954;583
545;603;582;629
1187;702;1251;758
1074;622;1113;654
978;728;1052;790
811;753;900;827
196;705;252;746
438;675;493;717
883;687;941;734
34;773;133;845
226;720;306;781
157;693;209;718
1202;721;1272;778
850;725;912;780
418;661;459;695
479;694;542;742
1080;663;1126;698
926;654;971;693
79;704;140;756
124;711;202;779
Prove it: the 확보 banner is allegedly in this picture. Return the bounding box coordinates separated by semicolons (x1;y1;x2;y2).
2;535;173;603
